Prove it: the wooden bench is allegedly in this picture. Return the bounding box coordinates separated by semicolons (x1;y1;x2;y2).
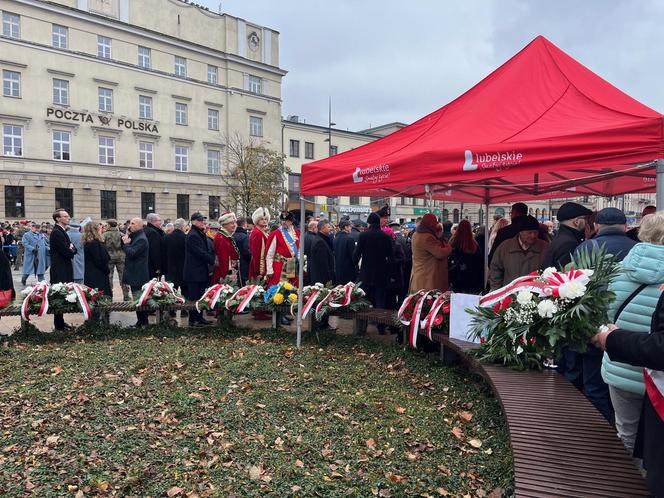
431;332;650;498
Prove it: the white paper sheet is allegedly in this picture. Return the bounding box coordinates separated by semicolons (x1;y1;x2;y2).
450;293;481;343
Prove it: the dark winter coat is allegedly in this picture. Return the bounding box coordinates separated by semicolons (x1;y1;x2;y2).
164;229;186;288
49;224;76;283
540;224;585;270
353;226;394;288
605;291;664;495
233;227;251;285
309;233;335;285
122;229;150;287
144;223;165;278
387;238;404;291
0;246;15;299
183;226;216;284
575;227;637;263
333;231;357;284
83;239;111;297
448;246;485;294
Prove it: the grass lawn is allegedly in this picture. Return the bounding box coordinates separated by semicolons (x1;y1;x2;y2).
0;324;513;497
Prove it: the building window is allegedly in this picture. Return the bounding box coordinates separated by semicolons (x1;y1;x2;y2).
2;12;20;39
98;136;114;165
137;46;151;68
174;56;186;77
207;65;218;84
141;192;155;219
98;87;113;112
52;78;69;105
209;195;220;219
52;24;68;49
349;196;360;205
100;190;116;219
247;75;262;94
453;208;460;223
3;70;20;97
304;142;314;160
289;140;300;158
97;35;112;59
207;108;219;130
4;185;24;218
138;95;152;119
207;149;220;174
52;130;71;161
139;141;153;169
175;146;188;172
177;194;189;219
288;173;300;202
55;188;74;216
2;124;23;156
249;116;263;137
329;145;338;156
175;103;187;125
370;197;385;206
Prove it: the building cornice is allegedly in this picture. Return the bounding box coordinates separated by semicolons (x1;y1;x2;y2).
282;120;381;140
15;0;287;77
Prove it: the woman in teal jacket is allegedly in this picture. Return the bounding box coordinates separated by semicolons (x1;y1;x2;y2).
601;211;664;455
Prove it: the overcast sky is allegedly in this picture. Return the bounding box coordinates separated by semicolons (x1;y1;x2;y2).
200;0;664;132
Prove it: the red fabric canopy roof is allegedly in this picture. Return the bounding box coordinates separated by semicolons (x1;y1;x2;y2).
301;36;664;203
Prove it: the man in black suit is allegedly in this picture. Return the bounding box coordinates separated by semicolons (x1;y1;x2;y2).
122;217;150;327
164;218;187;317
144;212;165;279
183;212;216;327
353;212;394;334
49;209;76;331
309;220;335;286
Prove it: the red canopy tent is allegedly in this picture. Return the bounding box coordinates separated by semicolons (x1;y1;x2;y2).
301;36;664;204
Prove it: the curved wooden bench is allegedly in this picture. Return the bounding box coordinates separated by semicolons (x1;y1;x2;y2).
432;333;649;498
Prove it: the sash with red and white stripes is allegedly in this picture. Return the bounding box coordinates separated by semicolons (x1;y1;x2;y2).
225;284;261;314
138;278;185;307
70;283;92;320
20;282;50;321
291;288;322;319
422;293;448;341
328;282;355;308
397;290;425;326
480;273;547;307
644;369;664;422
196;284;230;313
407;291;432;349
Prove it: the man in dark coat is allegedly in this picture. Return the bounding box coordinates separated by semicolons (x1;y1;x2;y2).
183;212;216;327
575;208;637;262
540;201;592;270
49;209;77;331
164;217;187;293
144;213;165;279
309;220;335;285
122;217;150;327
333;220;357;284
353;212;394;334
233;217;251;286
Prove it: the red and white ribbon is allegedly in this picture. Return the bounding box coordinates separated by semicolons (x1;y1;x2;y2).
408;291;431;349
541;268;592;298
225;284;261;314
291;289;322;319
314;291;336;320
20;282;50;321
196;284;229;313
397;290;425;325
422;293;448;340
70;283;92;320
328;282;355;308
480;274;547;307
138;278;184;307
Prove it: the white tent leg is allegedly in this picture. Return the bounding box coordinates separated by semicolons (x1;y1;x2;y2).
296;197;306;348
657;159;664;210
484;188;490;287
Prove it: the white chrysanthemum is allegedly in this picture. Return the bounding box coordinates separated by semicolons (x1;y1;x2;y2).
51;283;64;292
21;286;33;295
537;299;558;318
516;290;533;305
558;281;586;300
65;293;78;303
541;267;558;279
516;346;524;355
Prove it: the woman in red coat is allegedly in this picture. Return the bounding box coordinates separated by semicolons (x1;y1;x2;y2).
248;207;270;281
211;212;239;285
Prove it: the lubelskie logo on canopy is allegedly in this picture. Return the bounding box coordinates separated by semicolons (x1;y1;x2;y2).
462;149;523;172
352;164;390;183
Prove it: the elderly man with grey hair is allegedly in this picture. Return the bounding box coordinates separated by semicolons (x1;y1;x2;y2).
144;212;165;279
165;217;188;302
309;219;336;330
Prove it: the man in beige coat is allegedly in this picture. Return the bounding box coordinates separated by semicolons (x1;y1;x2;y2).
409;214;452;292
489;215;548;290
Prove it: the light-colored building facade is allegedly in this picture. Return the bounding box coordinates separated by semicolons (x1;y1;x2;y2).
0;0;285;222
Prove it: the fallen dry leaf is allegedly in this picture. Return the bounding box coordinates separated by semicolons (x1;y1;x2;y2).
366;438;376;449
437;488;449;496
457;410;473;423
248;465;261;480
167;486;184;497
51;366;63;376
291;485;302;492
468;438;482;448
131;376;143;386
451;427;464;440
45;435;60;446
395;405;406;414
295;459;304;468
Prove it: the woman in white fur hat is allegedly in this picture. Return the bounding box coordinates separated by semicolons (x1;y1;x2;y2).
211;212;239;284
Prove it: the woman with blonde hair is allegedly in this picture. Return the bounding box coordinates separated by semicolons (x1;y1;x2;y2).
82;221;112;298
488;217;509;252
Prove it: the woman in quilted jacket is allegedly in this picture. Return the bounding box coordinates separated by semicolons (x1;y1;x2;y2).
600;211;664;456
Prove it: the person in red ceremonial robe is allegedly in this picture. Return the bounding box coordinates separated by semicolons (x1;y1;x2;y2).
266;211;300;287
211;212;239;285
248;207;270;280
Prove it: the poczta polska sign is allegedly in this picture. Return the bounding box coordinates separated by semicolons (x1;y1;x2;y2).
46;107;159;133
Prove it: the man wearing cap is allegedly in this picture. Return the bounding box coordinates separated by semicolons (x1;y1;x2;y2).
248;207;270;281
183;213;216;326
212;212;239;285
540;201;592;270
376;204;391;228
266;211;300;286
575;208;637;262
626;205;656;242
489;215;549;290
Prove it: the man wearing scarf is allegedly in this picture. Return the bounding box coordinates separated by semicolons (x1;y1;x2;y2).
212;212;239;285
249;207;270;281
266;211;300;286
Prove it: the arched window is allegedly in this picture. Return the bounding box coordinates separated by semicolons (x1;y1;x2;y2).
443;209;449;220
